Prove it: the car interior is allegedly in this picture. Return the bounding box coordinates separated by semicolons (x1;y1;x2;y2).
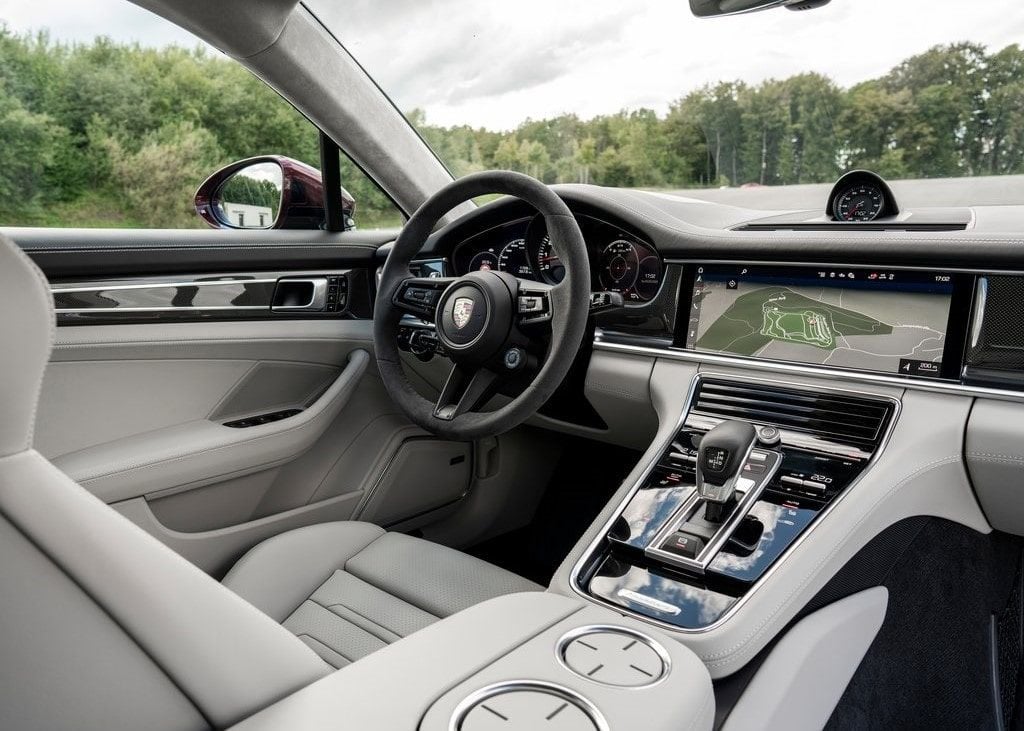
2;0;1024;729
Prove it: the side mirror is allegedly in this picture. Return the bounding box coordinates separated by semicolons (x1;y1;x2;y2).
195;155;356;230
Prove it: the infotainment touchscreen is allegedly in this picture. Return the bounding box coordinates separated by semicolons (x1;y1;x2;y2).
681;265;957;378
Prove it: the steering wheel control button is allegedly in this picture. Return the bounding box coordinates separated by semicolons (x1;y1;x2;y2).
518;295;543;313
457;684;601;731
503;347;525;370
560;627;669;687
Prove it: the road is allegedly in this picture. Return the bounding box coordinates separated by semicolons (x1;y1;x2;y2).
655;174;1024;210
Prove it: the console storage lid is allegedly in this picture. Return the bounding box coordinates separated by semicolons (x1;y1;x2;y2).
229;591;713;730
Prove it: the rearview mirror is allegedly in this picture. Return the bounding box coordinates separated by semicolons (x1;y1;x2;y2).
689;0;830;17
195;155;356;230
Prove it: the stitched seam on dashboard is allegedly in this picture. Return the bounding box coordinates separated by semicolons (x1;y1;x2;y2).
699;454;961;667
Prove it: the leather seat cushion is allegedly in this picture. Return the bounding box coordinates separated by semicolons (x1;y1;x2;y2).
223;521;541;668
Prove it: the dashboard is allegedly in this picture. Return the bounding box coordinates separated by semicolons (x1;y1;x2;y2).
406;172;1024;402
450;213;665;304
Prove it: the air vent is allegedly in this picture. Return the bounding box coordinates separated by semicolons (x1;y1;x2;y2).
692;380;893;447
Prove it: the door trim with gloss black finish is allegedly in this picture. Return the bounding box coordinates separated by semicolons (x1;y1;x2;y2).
5;227;397;278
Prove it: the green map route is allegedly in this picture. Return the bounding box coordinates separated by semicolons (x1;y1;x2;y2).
697;286;893;356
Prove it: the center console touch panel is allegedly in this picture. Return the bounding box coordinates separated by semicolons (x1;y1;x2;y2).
577;375;898;630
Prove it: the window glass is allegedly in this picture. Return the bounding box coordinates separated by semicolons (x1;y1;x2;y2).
312;0;1024;208
0;0;402;229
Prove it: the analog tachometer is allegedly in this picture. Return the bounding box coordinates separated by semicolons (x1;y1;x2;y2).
536;235;565;284
498;238;533;277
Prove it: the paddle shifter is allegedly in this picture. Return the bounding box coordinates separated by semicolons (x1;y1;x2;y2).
696;421;757;523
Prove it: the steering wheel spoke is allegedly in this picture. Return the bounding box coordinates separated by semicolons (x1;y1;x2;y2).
393;276;456;322
434;364;499;421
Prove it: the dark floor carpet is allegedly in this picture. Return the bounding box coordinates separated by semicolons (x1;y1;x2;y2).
468;435;640;586
826;519;1022;730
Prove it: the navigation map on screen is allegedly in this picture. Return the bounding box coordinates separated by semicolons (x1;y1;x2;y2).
683;266;955;378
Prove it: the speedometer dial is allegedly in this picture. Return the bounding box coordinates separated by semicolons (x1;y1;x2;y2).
835;184;884;222
498;238;533;277
536;235;565;284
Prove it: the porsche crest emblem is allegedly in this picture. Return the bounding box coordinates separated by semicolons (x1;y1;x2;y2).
452;297;474;330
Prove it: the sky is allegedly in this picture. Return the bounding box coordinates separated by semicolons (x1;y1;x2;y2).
2;0;1023;131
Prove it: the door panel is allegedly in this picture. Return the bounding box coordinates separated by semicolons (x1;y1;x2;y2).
10;227;475;577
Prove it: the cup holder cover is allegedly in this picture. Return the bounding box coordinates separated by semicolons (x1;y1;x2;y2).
557;625;670;688
452;681;606;731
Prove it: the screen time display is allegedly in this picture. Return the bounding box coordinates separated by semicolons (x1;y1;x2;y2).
682;265;956;378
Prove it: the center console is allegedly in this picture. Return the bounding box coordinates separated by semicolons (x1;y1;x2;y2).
572;373;898;631
230;592;714;730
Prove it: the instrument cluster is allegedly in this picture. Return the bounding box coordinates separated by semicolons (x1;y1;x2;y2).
451;213;664;304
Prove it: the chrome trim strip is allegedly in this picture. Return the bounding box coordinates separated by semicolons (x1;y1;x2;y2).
51;278;278;294
969;276;988;349
593;337;1024;404
568;371;902;635
53;305;268;314
554;624;672;690
448;680;609;731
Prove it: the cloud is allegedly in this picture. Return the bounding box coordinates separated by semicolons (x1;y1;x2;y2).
3;0;1024;131
0;0;206;48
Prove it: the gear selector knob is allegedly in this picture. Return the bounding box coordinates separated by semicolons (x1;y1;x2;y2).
696;420;757;504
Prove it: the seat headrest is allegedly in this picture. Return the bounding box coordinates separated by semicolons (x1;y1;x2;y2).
0;233;54;458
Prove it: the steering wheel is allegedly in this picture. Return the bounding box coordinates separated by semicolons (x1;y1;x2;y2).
374;171;591;440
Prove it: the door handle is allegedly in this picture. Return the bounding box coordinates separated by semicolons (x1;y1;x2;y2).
272;277;328;312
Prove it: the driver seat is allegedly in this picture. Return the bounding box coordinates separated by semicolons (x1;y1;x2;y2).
221;521;540;668
0;232;538;729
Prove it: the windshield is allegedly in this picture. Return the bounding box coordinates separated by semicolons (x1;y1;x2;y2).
311;0;1024;208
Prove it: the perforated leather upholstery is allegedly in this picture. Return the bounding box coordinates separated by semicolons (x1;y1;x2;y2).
223;522;542;667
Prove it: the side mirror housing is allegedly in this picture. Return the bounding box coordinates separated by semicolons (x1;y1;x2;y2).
194;155;355;230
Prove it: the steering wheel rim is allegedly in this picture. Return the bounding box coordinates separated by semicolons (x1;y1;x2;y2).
373;170;591;441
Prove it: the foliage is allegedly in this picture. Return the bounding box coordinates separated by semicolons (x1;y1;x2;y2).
417;42;1024;188
0;29;1021;230
0;28;401;228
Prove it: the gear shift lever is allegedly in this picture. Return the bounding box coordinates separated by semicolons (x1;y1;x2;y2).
697;421;757;521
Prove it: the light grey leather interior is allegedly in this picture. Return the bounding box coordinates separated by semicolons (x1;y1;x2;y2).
35;317;478;575
550;359;991;678
0;233;333;729
223;521;541;668
966;398;1024;535
231;592;715;731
